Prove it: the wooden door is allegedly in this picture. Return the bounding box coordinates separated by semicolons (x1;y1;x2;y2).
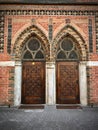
56;62;80;104
22;62;45;104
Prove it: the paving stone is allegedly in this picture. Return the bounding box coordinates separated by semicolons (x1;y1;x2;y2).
0;106;98;130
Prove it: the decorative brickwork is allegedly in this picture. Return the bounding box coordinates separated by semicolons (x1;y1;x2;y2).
0;9;97;53
13;25;50;61
88;19;93;53
49;18;53;41
0;4;98;106
95;12;98;53
0;11;4;53
7;18;12;54
52;25;88;61
3;10;96;16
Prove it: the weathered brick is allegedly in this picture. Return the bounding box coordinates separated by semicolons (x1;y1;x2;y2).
0;3;98;105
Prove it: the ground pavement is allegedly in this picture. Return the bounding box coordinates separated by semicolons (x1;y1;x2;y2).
0;105;98;130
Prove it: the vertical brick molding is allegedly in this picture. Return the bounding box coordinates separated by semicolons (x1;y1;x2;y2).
48;18;53;61
7;18;12;54
88;19;93;53
0;11;4;53
48;18;53;41
95;12;98;53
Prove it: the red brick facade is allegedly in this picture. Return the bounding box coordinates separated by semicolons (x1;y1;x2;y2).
0;2;98;106
0;66;14;105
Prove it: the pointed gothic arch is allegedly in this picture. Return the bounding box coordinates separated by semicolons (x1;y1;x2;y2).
13;25;50;61
52;25;88;61
13;25;50;104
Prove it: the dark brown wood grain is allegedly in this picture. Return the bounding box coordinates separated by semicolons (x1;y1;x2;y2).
22;62;45;104
56;62;80;104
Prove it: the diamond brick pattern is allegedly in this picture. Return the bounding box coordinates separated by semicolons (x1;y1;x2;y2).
0;11;4;53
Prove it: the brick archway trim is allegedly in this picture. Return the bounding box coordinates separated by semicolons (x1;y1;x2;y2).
52;25;88;61
13;25;50;61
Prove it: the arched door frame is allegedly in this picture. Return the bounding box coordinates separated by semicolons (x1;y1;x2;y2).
52;25;88;106
56;37;80;104
14;24;88;106
21;37;46;104
14;25;50;106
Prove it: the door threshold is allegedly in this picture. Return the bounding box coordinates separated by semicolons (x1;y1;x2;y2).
19;104;45;109
56;104;82;109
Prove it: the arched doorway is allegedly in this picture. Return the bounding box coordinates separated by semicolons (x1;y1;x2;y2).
21;37;45;104
56;37;80;104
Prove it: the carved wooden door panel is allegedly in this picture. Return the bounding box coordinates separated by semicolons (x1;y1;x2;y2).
56;62;80;104
22;62;45;104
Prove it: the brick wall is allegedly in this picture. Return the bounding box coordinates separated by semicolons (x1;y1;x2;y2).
87;66;98;105
0;66;14;105
0;4;98;105
0;14;96;61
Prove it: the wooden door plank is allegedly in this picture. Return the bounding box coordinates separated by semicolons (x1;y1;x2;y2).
22;62;45;104
56;62;80;104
